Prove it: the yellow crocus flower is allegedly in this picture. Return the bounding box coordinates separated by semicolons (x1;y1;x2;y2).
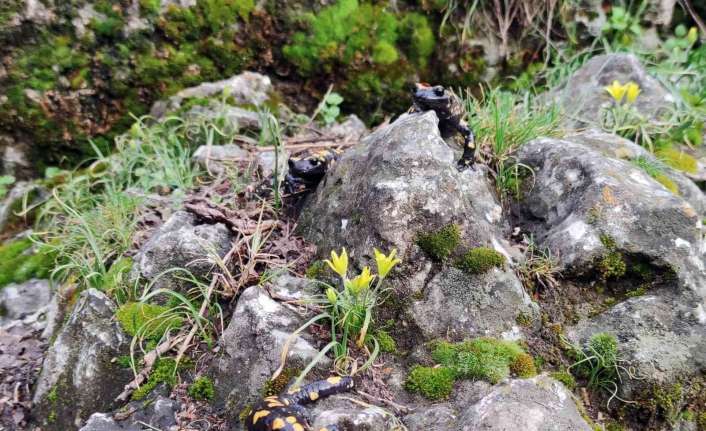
605;80;627;103
346;267;375;295
374;248;401;278
325;248;348;278
625;82;641;103
687;27;698;45
325;287;338;305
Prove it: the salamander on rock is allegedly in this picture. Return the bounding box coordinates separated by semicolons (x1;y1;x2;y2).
246;376;354;431
410;82;476;170
284;148;342;195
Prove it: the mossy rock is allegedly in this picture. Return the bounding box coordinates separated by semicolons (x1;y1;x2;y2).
455;247;506;274
416;224;461;262
115;302;183;342
405;365;455;400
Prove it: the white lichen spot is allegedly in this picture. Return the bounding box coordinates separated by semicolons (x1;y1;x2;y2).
485;205;503;224
566;220;588;241
694;304;706;325
501;325;522;341
341;219;348;230
674;238;691;249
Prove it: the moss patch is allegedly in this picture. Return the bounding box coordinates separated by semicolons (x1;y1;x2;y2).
431;338;536;384
404;366;455;400
656;148;698;174
0;238;56;288
188;376;215;401
416;224;461;262
132;358;178;401
376;329;397;353
551;371;576;390
262;367;299;397
455;247;506;274
115;302;183;341
598;235;626;279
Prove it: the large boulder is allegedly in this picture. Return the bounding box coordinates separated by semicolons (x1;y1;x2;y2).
516;134;706;398
298;110;537;339
78;393;179;431
310;396;400;430
131;210;233;296
543;54;675;130
31;289;132;431
211;279;326;424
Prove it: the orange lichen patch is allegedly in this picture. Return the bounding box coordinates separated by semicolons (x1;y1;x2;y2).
602;186;617;205
682;203;697;219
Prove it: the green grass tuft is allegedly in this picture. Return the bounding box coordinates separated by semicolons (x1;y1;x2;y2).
416;224;461;262
405;366;455;400
455;247;506;274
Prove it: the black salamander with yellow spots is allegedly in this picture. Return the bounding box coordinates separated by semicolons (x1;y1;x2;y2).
246;376;354;431
410;83;476;170
284;148;342;195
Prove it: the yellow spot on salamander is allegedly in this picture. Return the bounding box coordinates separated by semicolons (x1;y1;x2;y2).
286;416;298;424
288;387;300;395
326;376;342;385
272;418;286;429
292;424;305;431
267;400;285;408
252;410;270;424
309;391;319;401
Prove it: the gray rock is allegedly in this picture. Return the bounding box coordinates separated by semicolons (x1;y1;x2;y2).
411;267;536;340
543;54;675;130
150;71;272;118
403;404;459;431
310;396;400;430
212;282;327;422
131;211;233;296
567;129;706;215
326;114;368;143
32;289;132;431
186;103;262;130
0;181;46;232
298;111;536;339
516;136;705;292
192;143;252;176
0;279;52;325
458;375;592;431
517;134;706;399
79;395;180;431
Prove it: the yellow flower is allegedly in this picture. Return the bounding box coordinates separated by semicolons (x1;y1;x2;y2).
687;27;698;45
374;248;401;278
346;267;375;295
625;82;641;103
325;288;338;305
605;80;627;103
325;248;348;278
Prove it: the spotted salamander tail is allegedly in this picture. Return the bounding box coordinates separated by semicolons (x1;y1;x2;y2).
282;376;354;406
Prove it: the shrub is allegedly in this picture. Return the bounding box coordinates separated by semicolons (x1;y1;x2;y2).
455;247;506;274
405;366;455;400
416;224;461;261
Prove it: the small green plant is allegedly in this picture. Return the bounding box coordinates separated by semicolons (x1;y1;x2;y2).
564;332;634;407
375;329;397;353
655;148;698;175
417;224;461;261
517;235;560;293
273;247;401;386
631;156;679;194
404;366;455;400
0;175;15;199
305;260;329;280
551;370;577;390
601;5;645;47
317;92;344;126
188;376;215;401
455;247;505;274
598;235;626;280
654;383;684;425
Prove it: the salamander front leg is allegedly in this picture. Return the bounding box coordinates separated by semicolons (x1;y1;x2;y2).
456;123;476;171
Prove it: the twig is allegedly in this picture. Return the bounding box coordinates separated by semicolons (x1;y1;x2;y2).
115;336;183;402
355;390;412;415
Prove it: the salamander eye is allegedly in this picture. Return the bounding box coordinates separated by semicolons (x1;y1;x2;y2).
433;86;445;96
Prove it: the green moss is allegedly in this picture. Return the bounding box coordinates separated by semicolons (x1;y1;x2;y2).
188;376;215;401
405;366;455;400
599;251;627;279
656;148;698;174
398;13;435;68
431;338;535;384
605;422;626;431
516;312;533;327
654;383;683;425
625;286;647;297
0;239;56;288
376;330;397;353
455;247;506;274
132;358;178;400
416;224;461;261
372;41;399;65
261;367;299;397
305;260;329;280
697;411;706;431
116;302;183;341
551;371;576;390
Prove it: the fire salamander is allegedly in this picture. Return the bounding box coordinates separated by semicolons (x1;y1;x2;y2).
246;376;354;431
410;83;476;170
284;148;341;195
